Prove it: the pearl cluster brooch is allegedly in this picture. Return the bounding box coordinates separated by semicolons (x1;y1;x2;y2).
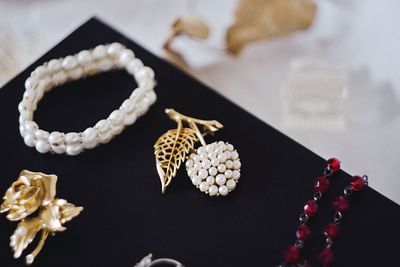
186;141;241;196
154;109;242;197
19;42;157;155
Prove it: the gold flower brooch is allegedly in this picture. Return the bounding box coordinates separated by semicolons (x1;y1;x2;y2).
1;170;83;265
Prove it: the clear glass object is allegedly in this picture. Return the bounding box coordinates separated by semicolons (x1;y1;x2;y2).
281;59;348;131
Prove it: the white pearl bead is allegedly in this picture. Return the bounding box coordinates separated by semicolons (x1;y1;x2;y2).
145;91;157;104
107;42;124;56
226;144;234;151
123;113;138;126
209;185;218;196
35;140;50;153
206;176;215;185
211;158;220;167
120;99;135;114
126;58;143;74
198;169;208;179
217;153;227;163
82;128;98;149
219;185;229;196
225;170;233;179
95;120;111;134
67;67;84;80
93;45;107;59
110;125;124;136
233;170;241;180
208;167;218;176
216;174;226;186
199;153;208;161
66;144;83;156
231;151;239;159
77;50;92;65
225;160;233;169
233;160;241;169
109;110;124;126
98;58;113;71
62;56;78;70
24;134;35;147
97;131;112;144
217;164;226;173
65;132;81;145
197;146;205;154
205;145;213;153
199;182;209;192
192;155;200;162
226;179;236;190
202;159;212;169
193;162;202;171
47;59;62;72
185;160;194;168
35;129;49;141
187;168;196;177
24;77;37;90
52;71;68;85
192;176;201;186
118;49;134;66
23;121;38;134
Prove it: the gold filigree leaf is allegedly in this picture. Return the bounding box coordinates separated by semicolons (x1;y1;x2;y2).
154;128;198;193
11;217;42;259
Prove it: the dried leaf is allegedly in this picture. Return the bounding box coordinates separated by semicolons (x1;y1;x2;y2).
171;14;209;40
154;128;198;193
227;0;317;54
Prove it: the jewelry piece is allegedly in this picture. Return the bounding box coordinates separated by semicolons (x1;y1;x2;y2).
1;170;83;265
154;109;241;196
19;42;157;155
277;158;368;267
135;254;184;267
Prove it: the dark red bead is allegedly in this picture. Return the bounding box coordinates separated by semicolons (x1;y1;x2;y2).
320;247;334;267
296;224;311;240
326;158;341;174
314;176;330;192
351;176;367;191
333;196;349;212
324;223;340;239
284;245;300;263
304;200;318;216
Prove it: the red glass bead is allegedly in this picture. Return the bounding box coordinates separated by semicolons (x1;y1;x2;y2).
333;196;349;212
351;176;367;191
326;158;341;174
304;200;318;216
324;223;340;239
320;247;334;267
314;176;330;192
284;245;300;263
296;224;311;240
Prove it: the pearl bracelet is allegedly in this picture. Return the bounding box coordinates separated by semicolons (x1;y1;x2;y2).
18;43;157;155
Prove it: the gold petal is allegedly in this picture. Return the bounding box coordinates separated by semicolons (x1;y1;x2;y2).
37;173;57;206
39;204;65;232
11;218;42;259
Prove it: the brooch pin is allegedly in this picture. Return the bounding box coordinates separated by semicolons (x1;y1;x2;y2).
154;109;241;196
1;170;83;265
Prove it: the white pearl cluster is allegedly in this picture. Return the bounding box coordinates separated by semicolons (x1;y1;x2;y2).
186;141;241;196
18;42;157;155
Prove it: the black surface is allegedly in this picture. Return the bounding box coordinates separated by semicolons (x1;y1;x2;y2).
0;17;399;267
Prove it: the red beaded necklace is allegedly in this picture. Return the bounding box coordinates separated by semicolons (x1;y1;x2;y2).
278;158;368;267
